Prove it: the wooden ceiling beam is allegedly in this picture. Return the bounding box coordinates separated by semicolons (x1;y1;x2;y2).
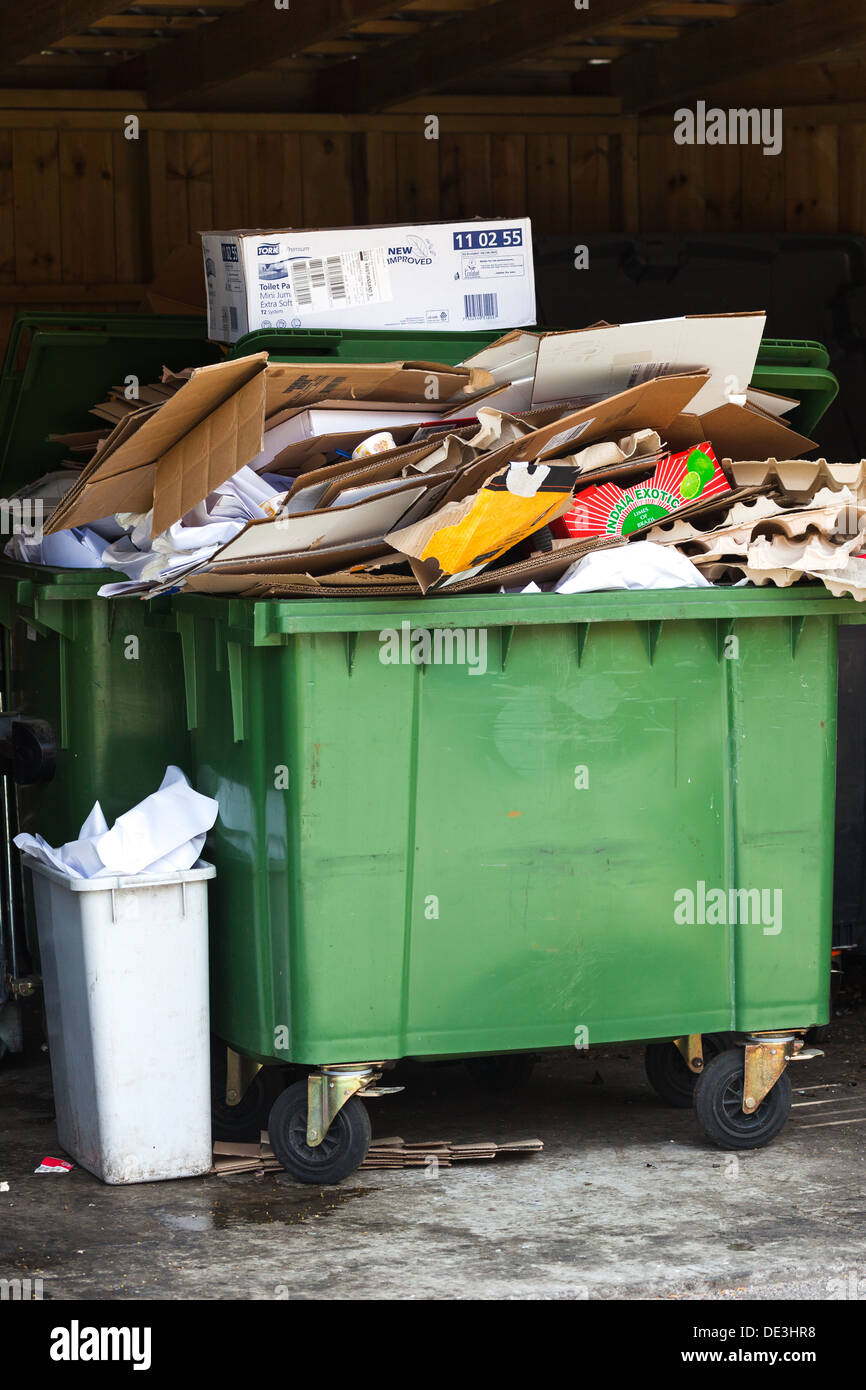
611;0;866;112
315;0;663;111
5;2;124;63
111;0;406;110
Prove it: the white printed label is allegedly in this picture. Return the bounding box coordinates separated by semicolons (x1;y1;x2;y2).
256;249;392;323
461;251;525;280
506;461;550;497
539;418;594;456
626;360;677;387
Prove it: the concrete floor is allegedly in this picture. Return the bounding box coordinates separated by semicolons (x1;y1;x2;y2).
2;996;866;1301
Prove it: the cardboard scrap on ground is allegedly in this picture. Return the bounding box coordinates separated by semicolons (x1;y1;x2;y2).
211;1135;543;1176
359;1137;543;1169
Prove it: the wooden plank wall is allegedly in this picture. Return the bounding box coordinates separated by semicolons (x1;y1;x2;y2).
0;113;864;356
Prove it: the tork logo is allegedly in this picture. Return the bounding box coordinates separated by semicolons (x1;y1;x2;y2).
257;243;280;256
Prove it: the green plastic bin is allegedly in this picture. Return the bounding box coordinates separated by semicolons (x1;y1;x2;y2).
750;338;839;438
0;314;217;990
0;311;219;831
0;312;222;496
0;566;190;844
173;584;865;1178
228;326;501;365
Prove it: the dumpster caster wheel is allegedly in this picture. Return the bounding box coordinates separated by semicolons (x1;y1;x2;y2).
267;1080;371;1184
210;1037;269;1142
465;1054;536;1091
644;1034;726;1109
694;1048;791;1150
212;1070;268;1142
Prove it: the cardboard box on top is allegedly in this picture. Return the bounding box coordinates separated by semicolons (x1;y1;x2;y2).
201;219;536;343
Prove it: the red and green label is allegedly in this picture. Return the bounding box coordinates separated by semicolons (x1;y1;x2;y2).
561;443;731;539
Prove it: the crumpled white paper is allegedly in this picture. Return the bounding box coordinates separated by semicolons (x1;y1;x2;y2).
6;525;112;569
100;465;283;587
554;541;711;594
4;471;126;568
15;765;218;879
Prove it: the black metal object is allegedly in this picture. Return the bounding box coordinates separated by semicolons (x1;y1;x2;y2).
0;630;55;1039
0;714;56;786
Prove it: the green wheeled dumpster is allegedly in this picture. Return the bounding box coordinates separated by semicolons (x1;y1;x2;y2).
173;582;862;1182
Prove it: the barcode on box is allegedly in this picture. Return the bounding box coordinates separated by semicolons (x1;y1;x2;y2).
326;255;346;300
291;261;313;307
221;305;239;334
628;361;674;387
464;293;499;320
290;254;367;310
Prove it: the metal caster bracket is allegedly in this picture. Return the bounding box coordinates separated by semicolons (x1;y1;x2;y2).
307;1064;403;1147
673;1034;705;1074
225;1047;262;1108
742;1031;822;1113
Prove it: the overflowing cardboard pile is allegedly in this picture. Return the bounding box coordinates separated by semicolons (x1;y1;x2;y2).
37;308;865;600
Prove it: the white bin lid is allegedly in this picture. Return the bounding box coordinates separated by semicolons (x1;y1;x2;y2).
20;855;216;893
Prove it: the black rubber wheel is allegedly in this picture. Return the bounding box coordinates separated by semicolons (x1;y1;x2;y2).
465;1053;537;1091
644;1034;727;1108
267;1079;371;1184
210;1037;270;1142
694;1047;792;1150
212;1072;268;1142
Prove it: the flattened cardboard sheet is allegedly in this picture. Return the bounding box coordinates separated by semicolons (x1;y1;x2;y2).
46;354;268;536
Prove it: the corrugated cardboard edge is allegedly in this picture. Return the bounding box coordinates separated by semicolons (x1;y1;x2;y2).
153;369;267;533
46;353;268;535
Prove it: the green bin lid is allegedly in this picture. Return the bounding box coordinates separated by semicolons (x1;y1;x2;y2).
228;326;504;365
